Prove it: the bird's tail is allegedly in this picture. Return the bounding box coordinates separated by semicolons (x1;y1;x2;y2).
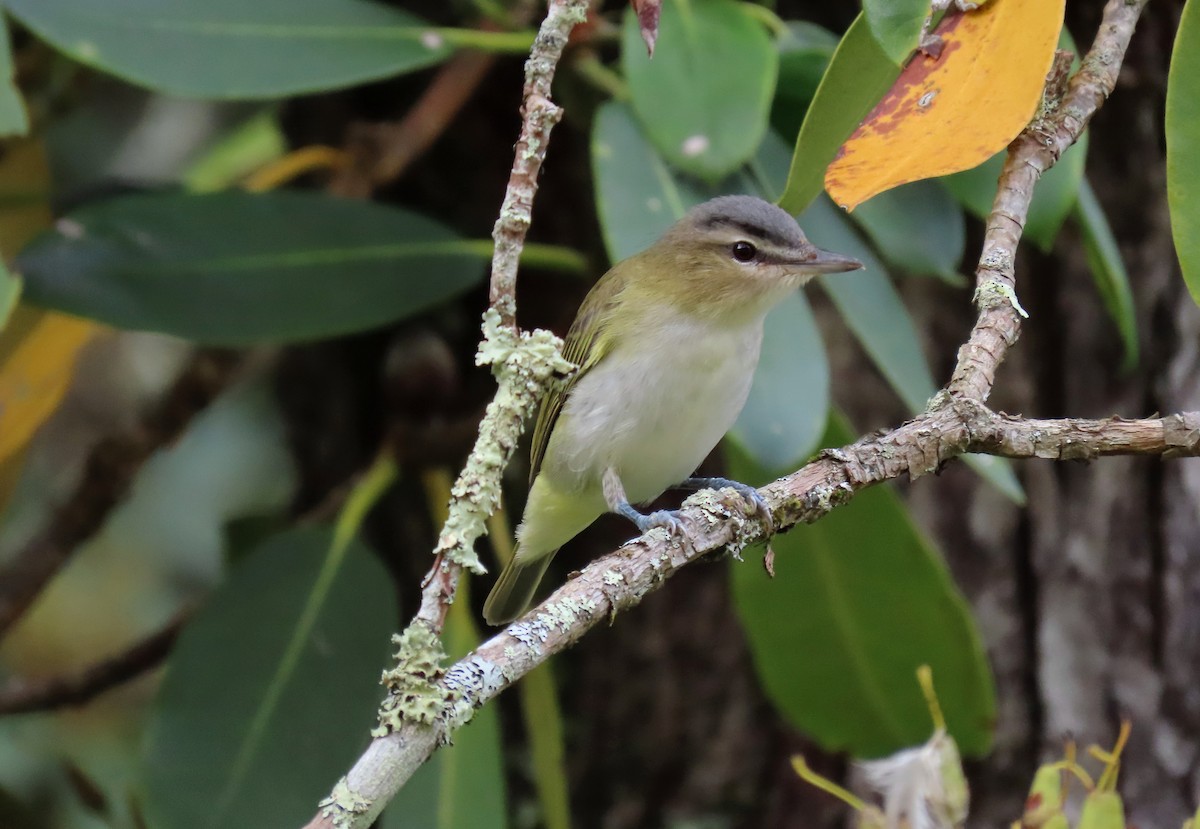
482;551;557;626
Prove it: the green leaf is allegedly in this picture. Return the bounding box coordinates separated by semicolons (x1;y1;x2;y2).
0;264;20;333
0;18;28;137
731;292;828;470
863;0;930;65
728;416;996;758
621;0;778;182
1168;0;1200;306
942;131;1089;253
777;13;899;215
16;190;486;345
4;0;453;99
182;112;288;193
1073;179;1138;371
850;179;966;284
770;22;838;141
140;526;397;829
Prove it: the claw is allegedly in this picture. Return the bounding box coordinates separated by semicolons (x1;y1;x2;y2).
681;476;775;534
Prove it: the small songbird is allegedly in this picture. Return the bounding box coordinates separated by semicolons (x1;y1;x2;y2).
482;195;862;625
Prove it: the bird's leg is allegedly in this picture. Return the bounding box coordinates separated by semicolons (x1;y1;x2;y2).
602;467;686;536
679;477;775;533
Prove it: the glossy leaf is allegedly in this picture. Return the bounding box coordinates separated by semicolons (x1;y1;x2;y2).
141;526;397;829
1074;179;1138;371
942;130;1089;252
621;0;777;182
16;191;486;345
850;179;966;283
778;14;899;215
731;292;828;470
4;0;452;99
770;22;838;141
826;0;1065;210
0;18;28;137
863;0;930;65
592;102;830;467
728;417;996;758
1167;0;1200;305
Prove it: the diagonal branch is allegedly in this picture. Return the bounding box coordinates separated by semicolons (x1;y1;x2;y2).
0;349;241;640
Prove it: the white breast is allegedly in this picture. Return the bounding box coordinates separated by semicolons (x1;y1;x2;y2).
543;310;763;504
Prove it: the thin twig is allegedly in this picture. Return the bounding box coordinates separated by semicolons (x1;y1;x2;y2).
301;1;1155;823
0;349;242;640
0;610;189;715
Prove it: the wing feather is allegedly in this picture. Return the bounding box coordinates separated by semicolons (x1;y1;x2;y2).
528;263;630;485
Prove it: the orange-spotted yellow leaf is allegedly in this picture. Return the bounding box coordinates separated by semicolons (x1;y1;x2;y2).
825;0;1065;211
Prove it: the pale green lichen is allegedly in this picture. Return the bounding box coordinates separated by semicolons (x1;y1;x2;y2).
434;309;573;573
318;777;371;829
602;569;624;586
975;279;1029;319
375;624;448;735
443;655;508;731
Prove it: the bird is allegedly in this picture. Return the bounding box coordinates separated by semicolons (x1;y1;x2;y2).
482;195;862;625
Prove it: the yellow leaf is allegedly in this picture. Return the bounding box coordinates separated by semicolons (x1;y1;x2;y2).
0;138;97;485
825;0;1065;211
0;305;95;465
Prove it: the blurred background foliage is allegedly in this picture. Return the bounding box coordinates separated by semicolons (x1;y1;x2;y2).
0;0;1195;827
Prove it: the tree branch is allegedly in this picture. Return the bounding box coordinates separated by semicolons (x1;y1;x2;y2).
303;0;1156;825
306;2;587;827
0;610;187;715
947;0;1148;402
0;349;241;640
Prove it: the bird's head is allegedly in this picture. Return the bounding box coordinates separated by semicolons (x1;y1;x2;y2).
638;195;863;321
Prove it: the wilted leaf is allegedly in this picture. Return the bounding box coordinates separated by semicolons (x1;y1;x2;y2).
863;0;931;66
729;417;997;758
17;191;486;345
4;0;452;99
1167;0;1200;306
777;14;899;215
0;307;95;466
630;0;662;56
622;0;777;182
825;0;1065;210
141;526;397;829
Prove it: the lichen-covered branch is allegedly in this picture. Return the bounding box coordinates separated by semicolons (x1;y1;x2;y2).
947;0;1150;402
489;0;588;327
304;3;587;827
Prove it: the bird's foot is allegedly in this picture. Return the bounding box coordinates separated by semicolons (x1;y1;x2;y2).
681;476;775;534
616;502;687;538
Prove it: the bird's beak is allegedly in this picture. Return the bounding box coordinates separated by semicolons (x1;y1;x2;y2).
804;247;864;275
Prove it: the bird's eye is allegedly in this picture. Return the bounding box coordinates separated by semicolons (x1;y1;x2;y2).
731;241;757;262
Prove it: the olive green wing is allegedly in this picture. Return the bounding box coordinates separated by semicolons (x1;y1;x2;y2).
528;264;629;485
